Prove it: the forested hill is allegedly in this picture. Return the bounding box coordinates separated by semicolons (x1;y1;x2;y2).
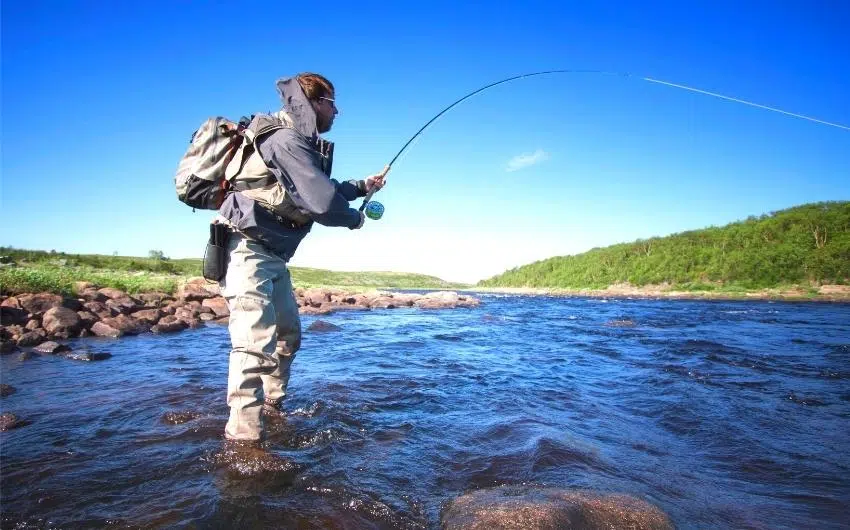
478;201;850;290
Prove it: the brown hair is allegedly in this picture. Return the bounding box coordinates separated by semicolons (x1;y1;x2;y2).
296;72;334;101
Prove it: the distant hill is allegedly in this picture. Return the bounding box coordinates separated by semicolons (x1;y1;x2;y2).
478;201;850;290
287;267;465;289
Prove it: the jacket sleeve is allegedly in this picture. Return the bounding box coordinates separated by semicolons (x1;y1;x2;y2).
333;179;368;201
257;129;361;228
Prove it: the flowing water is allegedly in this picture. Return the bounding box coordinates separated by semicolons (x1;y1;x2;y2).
1;294;848;529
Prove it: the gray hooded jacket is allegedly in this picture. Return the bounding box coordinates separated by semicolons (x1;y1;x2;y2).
218;76;367;260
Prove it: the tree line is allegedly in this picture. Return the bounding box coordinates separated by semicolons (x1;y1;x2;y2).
478;201;850;289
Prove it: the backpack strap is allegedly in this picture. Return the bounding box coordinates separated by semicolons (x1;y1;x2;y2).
242;113;288;145
225;113;294;189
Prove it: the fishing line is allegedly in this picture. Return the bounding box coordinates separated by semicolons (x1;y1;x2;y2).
642;77;850;131
359;69;849;213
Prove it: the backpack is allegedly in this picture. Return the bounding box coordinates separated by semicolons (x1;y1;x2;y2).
174;116;251;210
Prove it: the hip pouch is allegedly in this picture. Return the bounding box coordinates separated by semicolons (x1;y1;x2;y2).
203;222;231;282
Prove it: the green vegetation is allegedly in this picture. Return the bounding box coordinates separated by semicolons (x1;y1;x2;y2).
0;266;181;296
0;247;467;296
0;248;200;275
478;201;850;290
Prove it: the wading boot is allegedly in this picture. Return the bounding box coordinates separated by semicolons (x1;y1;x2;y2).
262;397;287;422
216;437;298;477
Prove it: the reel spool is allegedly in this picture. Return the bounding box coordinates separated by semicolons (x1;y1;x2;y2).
365;201;385;220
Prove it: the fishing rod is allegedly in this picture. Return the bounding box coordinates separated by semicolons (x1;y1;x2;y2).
358;69;849;218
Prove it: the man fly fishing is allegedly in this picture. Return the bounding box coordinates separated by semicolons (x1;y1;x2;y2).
214;73;386;444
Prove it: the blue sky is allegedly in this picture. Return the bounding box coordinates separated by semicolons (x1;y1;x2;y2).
2;0;848;283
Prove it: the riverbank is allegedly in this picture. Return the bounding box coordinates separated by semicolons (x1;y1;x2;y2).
0;278;480;356
470;282;850;302
0;249;469;297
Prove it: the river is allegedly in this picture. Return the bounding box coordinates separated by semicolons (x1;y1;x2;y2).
2;294;848;529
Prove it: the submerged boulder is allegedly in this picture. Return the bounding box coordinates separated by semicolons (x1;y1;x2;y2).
161;411;202;425
16;330;46;347
307;320;341;332
0;413;30;431
62;350;112;362
210;440;302;478
442;486;674;530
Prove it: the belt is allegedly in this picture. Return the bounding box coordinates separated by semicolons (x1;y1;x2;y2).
259;203;311;230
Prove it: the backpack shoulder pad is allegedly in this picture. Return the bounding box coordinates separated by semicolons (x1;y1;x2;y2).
245;113;290;143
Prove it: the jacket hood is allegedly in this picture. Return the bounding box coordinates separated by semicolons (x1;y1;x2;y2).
275;76;319;139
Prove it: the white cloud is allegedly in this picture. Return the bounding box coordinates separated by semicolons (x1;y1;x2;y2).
506;149;549;172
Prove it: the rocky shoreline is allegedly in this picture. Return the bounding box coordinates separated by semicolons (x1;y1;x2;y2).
0;278;480;359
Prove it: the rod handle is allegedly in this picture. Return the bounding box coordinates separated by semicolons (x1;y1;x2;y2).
358;164;391;212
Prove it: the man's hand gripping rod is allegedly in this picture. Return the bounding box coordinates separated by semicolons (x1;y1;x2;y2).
358;164;391;217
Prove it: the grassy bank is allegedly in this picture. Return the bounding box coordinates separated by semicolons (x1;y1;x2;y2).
0;248;469;296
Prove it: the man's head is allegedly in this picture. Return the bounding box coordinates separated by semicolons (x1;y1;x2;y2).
296;72;337;134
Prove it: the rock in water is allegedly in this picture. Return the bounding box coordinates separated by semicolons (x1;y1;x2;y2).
441;485;674;530
307;320;341;332
16;331;46;347
62;351;112;362
209;440;302;478
0;413;30;431
0;384;15;397
161;411;202;425
90;321;123;338
33;341;71;354
605;319;636;328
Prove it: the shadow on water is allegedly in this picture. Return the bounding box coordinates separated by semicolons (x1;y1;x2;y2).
2;296;849;528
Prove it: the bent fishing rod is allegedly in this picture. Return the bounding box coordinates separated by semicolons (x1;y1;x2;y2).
358;69;850;217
